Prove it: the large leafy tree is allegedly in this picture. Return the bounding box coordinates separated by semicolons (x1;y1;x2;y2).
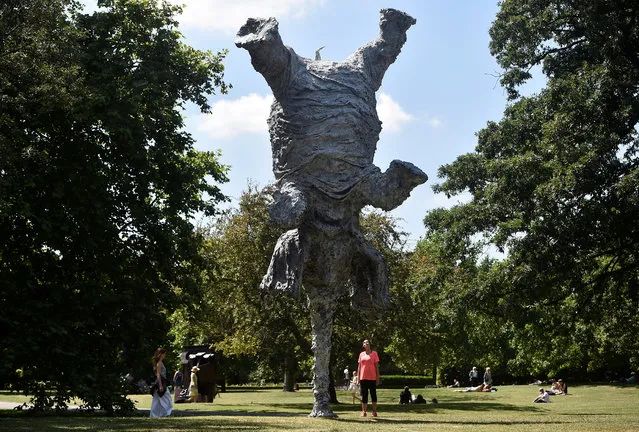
424;0;639;377
172;198;418;392
331;210;409;382
382;228;516;385
171;184;313;389
0;0;229;411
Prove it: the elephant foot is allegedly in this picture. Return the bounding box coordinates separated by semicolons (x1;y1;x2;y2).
309;403;338;418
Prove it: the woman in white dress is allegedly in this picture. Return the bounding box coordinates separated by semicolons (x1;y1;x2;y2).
149;347;173;417
188;366;199;402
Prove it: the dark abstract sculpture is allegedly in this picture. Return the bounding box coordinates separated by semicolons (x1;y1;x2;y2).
236;8;427;417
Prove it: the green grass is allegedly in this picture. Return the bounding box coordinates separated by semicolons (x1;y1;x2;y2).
1;385;638;431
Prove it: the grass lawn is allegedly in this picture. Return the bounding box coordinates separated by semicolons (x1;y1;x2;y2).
0;384;637;431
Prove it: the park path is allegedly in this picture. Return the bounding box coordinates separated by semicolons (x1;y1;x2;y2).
0;401;26;410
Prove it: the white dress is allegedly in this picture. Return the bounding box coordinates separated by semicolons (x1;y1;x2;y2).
149;362;173;418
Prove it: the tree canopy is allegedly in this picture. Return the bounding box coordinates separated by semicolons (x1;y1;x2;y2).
0;0;229;411
423;0;639;376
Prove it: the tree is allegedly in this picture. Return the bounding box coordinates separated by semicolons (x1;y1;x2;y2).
0;0;229;411
424;0;639;377
171;184;313;390
177;202;420;393
329;210;407;389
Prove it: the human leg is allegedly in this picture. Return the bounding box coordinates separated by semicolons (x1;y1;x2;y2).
370;384;378;416
360;380;373;415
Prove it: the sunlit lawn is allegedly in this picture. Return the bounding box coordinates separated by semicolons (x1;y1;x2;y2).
1;384;638;431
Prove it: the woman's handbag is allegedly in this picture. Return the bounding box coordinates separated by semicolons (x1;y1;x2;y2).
150;376;170;396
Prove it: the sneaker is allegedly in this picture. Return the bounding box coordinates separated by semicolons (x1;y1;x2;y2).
360;412;367;417
372;412;378;417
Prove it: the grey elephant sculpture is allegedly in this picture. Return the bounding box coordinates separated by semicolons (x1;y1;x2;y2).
236;8;427;417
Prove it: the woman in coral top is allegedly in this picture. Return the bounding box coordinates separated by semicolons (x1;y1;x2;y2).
357;339;380;417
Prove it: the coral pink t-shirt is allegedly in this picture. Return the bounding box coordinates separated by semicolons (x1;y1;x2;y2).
358;350;379;380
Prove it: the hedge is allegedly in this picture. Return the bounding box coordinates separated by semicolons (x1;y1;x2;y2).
380;375;435;388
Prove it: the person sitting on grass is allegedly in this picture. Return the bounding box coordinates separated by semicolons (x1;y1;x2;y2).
399;386;412;404
546;379;563;395
557;379;568;394
447;378;460;388
412;394;426;404
533;388;550;403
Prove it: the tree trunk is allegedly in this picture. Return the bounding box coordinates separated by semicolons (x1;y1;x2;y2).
433;362;441;386
328;376;338;404
282;353;297;392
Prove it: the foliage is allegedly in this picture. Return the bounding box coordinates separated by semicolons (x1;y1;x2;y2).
170;184;312;388
423;0;639;378
383;228;516;383
171;199;422;390
379;374;434;388
330;209;410;378
0;0;229;412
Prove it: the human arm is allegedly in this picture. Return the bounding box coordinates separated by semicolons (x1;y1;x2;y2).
156;363;163;392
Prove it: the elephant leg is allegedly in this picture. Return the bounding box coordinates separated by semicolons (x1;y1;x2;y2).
308;294;337;418
358;160;427;211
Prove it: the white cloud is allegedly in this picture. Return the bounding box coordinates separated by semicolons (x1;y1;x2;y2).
198;93;273;139
170;0;326;33
377;92;414;133
426;115;442;128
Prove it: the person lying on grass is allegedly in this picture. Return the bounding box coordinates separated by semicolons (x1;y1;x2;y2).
454;384;488;392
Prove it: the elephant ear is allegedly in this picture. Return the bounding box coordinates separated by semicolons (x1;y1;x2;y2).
260;229;304;299
348;232;389;311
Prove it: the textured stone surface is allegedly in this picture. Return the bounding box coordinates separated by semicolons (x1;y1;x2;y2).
236;8;427;418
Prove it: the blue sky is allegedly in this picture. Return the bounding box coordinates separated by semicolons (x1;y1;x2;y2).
85;0;531;248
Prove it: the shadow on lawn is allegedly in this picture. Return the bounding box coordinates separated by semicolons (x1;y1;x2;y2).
186;398;542;417
337;418;571;426
0;406;572;430
0;415;300;431
171;408;307;418
336;398;538;414
173;406;572;428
